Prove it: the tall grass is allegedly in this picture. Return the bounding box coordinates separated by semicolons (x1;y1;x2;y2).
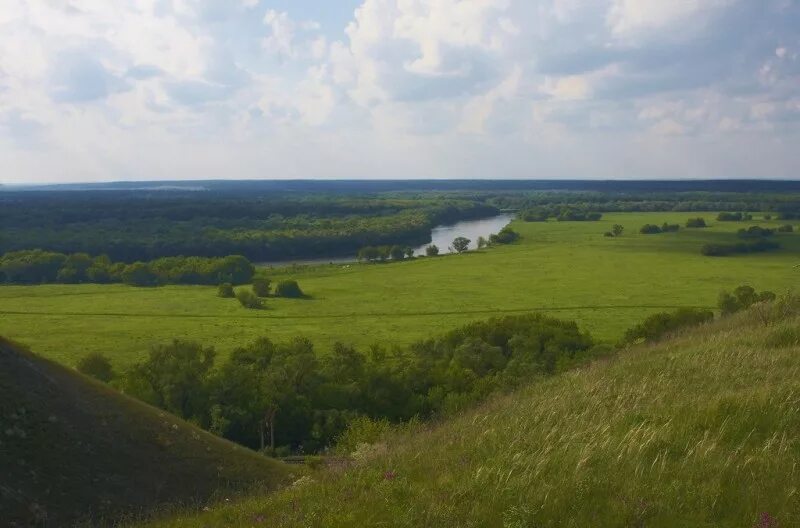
140;306;800;527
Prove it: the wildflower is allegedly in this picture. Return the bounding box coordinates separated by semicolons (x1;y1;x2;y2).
384;470;396;481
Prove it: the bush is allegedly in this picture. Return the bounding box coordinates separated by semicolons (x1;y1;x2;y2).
686;218;707;228
603;231;614;237
236;289;263;309
622;308;714;344
425;245;440;256
640;224;662;234
489;227;520;244
217;283;235;298
661;223;680;232
274;280;304;298
76;353;115;383
252;278;271;297
777;224;794;233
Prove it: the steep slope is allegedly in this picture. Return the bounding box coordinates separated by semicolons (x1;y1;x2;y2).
145;311;800;527
0;338;297;527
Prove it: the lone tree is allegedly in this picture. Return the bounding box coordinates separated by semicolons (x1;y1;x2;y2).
236;289;263;309
452;237;471;253
612;224;624;237
404;247;415;258
217;283;235;298
477;236;487;249
252;278;271;297
274;280;304;298
76;352;115;383
426;244;440;256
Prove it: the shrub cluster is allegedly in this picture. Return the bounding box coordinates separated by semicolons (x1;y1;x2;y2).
737;226;774;239
777;224;794;233
717;285;776;316
0;250;255;287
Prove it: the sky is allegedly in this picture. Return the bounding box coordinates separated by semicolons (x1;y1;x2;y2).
0;0;798;184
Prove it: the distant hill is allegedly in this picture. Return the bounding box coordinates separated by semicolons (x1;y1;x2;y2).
144;308;800;527
0;338;296;527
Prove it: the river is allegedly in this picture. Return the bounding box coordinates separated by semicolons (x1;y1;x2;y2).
258;213;515;268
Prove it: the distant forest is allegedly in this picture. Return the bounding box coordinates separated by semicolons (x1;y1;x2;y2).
3;180;800;262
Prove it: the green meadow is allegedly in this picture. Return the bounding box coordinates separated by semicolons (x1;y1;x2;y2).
1;212;798;369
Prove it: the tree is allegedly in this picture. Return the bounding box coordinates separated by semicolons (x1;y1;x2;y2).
477;236;487;249
686;218;707;228
640;224;662;234
426;244;440;256
76;353;115;383
274;280;304;298
122;340;216;422
612;224;624;237
252;278;271;297
404;247;415;258
452;237;471;253
217;283;235;298
236;289;263;309
390;245;405;260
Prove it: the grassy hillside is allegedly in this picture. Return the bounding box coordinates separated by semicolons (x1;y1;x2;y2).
1;212;798;368
141;309;800;527
0;338;298;527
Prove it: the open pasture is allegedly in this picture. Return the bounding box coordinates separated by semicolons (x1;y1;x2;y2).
1;212;798;368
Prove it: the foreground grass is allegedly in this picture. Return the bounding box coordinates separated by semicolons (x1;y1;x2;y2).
141;313;800;527
1;212;798;368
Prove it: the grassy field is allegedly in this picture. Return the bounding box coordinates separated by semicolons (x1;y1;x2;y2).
139;305;800;527
1;212;798;369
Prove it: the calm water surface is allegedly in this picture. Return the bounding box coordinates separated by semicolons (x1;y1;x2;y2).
258;214;514;268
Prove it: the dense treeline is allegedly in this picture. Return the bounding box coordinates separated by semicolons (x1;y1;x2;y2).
0;250;254;286
0;192;498;262
100;314;603;454
490;190;800;216
520;205;602;222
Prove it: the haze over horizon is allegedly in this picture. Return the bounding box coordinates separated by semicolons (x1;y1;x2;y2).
1;1;799;184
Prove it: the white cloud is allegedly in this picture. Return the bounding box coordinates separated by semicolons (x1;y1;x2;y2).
0;0;798;183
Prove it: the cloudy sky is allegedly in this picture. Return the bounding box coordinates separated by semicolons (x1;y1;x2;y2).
1;0;798;183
